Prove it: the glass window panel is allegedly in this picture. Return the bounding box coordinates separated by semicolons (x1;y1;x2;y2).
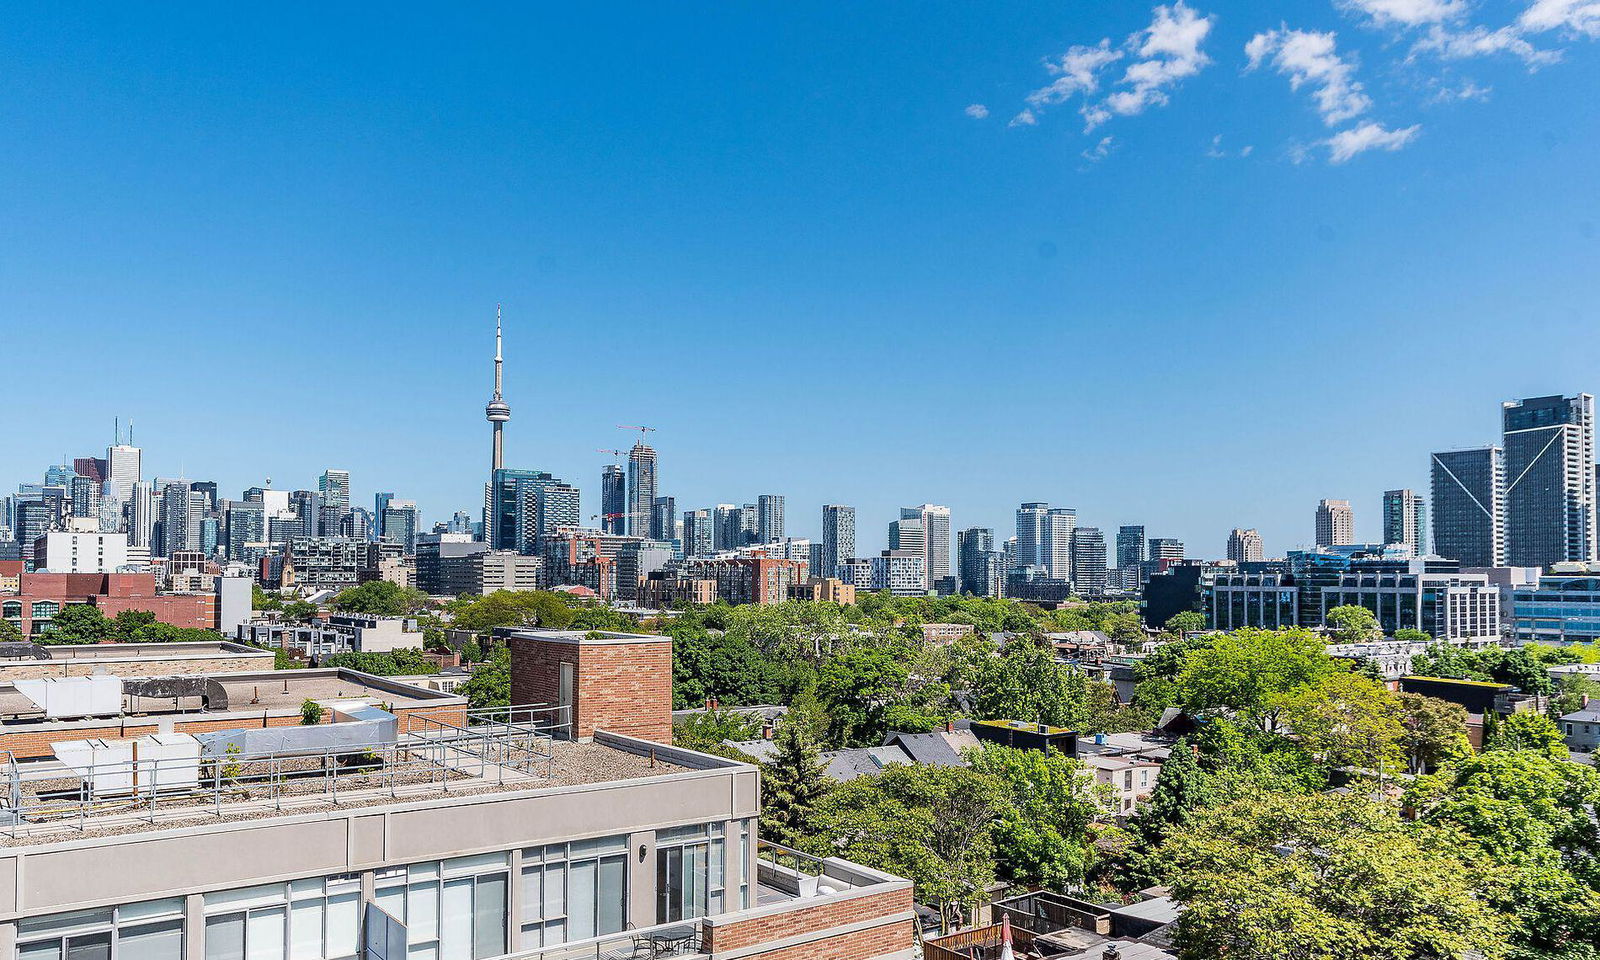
406;946;436;960
119;920;182;960
542;864;566;920
19;911;114;938
596;857;625;936
569;835;626;858
709;840;725;894
65;933;110;960
407;883;439;942
568;860;597;943
288;881;322;901
542;921;564;947
245;908;285;960
443;853;506;877
685;845;707;920
18;942;61;960
374;888;405;926
325;894;359;960
119;901;184;924
288;901;322;960
472;875;506;960
520;869;543;925
204;915;245;960
205;888;284;912
439;880;473;960
408;863;441;882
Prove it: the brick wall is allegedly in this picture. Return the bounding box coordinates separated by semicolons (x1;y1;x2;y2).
702;885;915;960
0;655;269;682
509;635;671;742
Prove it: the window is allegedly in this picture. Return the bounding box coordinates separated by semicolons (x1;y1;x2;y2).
31;601;60;619
18;901;183;960
522;836;628;947
375;855;507;960
3;601;21;618
656;823;726;923
203;877;358;960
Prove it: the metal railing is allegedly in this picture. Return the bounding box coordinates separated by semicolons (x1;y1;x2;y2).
502;919;705;960
0;718;561;838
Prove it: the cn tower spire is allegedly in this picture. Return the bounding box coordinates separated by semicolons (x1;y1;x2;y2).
485;303;511;475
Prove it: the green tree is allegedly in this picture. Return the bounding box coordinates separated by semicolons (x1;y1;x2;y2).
1393;628;1432;644
452;590;573;633
322;648;439;676
1163;792;1508;960
459;644;510;709
299;699;323;725
815;648;909;747
46;604;113;643
1397;693;1470;775
1485;711;1568;758
672;708;761;755
459;639;483;665
805;765;1006;930
974;637;1108;730
759;721;830;847
1280;672;1405;774
1172;628;1341;732
1164;611;1206;635
0;618;23;643
1324;604;1382;643
331;581;427;617
968;745;1103;889
109;609;157;639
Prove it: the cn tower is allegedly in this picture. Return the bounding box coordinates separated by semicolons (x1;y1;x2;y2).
485;304;511;474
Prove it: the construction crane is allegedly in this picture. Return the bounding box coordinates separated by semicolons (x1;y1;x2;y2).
596;448;624;464
617;425;656;446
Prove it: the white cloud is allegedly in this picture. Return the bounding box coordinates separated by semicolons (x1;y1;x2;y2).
1081;136;1116;161
1009;109;1038;127
1026;40;1123;107
964;104;990;119
1338;0;1466;26
1426;78;1493;101
1085;2;1215;128
1324;121;1421;161
1519;0;1600;37
1205;134;1254;157
1246;28;1372;126
1411;23;1562;65
1015;2;1213;131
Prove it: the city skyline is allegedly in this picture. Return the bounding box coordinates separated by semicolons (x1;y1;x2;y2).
5;3;1600;559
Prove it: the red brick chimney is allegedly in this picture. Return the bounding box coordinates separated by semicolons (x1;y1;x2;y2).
508;630;672;743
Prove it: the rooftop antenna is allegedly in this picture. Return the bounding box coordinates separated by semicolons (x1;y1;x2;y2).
129;420;135;446
114;417;119;445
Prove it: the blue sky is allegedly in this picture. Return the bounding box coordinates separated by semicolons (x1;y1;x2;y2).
2;1;1598;559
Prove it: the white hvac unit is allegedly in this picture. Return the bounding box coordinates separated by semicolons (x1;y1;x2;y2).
13;676;123;719
52;733;201;794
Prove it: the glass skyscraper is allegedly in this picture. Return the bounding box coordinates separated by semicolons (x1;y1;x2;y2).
1502;394;1596;567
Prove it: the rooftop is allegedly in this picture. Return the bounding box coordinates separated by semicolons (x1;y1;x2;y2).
1;640;271;663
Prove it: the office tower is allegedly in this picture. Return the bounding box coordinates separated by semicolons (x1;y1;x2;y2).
342;507;373;542
484;306;511;477
1116;525;1146;570
520;481;580;546
1431;447;1505;567
1315;499;1354;547
651;496;677;542
105;441;141;505
683;509;714;557
601;465;627;535
626;442;658;538
1014;503;1049;570
291;490;321;538
713;505;741;551
73;457;108;484
1148;538;1184;561
382;500;420;554
225;500;266;560
128;481;154;548
69;476;100;521
888;517;925;582
1382;489;1427;556
374;492;395;536
738;504;758;546
487;469;561;551
757;495;785;544
192;481;218;513
957;527;994;590
319;469;351;511
14;501;55;566
820;505;855;579
1227;528;1264;563
900;504;951;587
448;510;474;535
1045;507;1076;578
158;482;202;557
1069;527;1108;594
1503;393;1597;566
